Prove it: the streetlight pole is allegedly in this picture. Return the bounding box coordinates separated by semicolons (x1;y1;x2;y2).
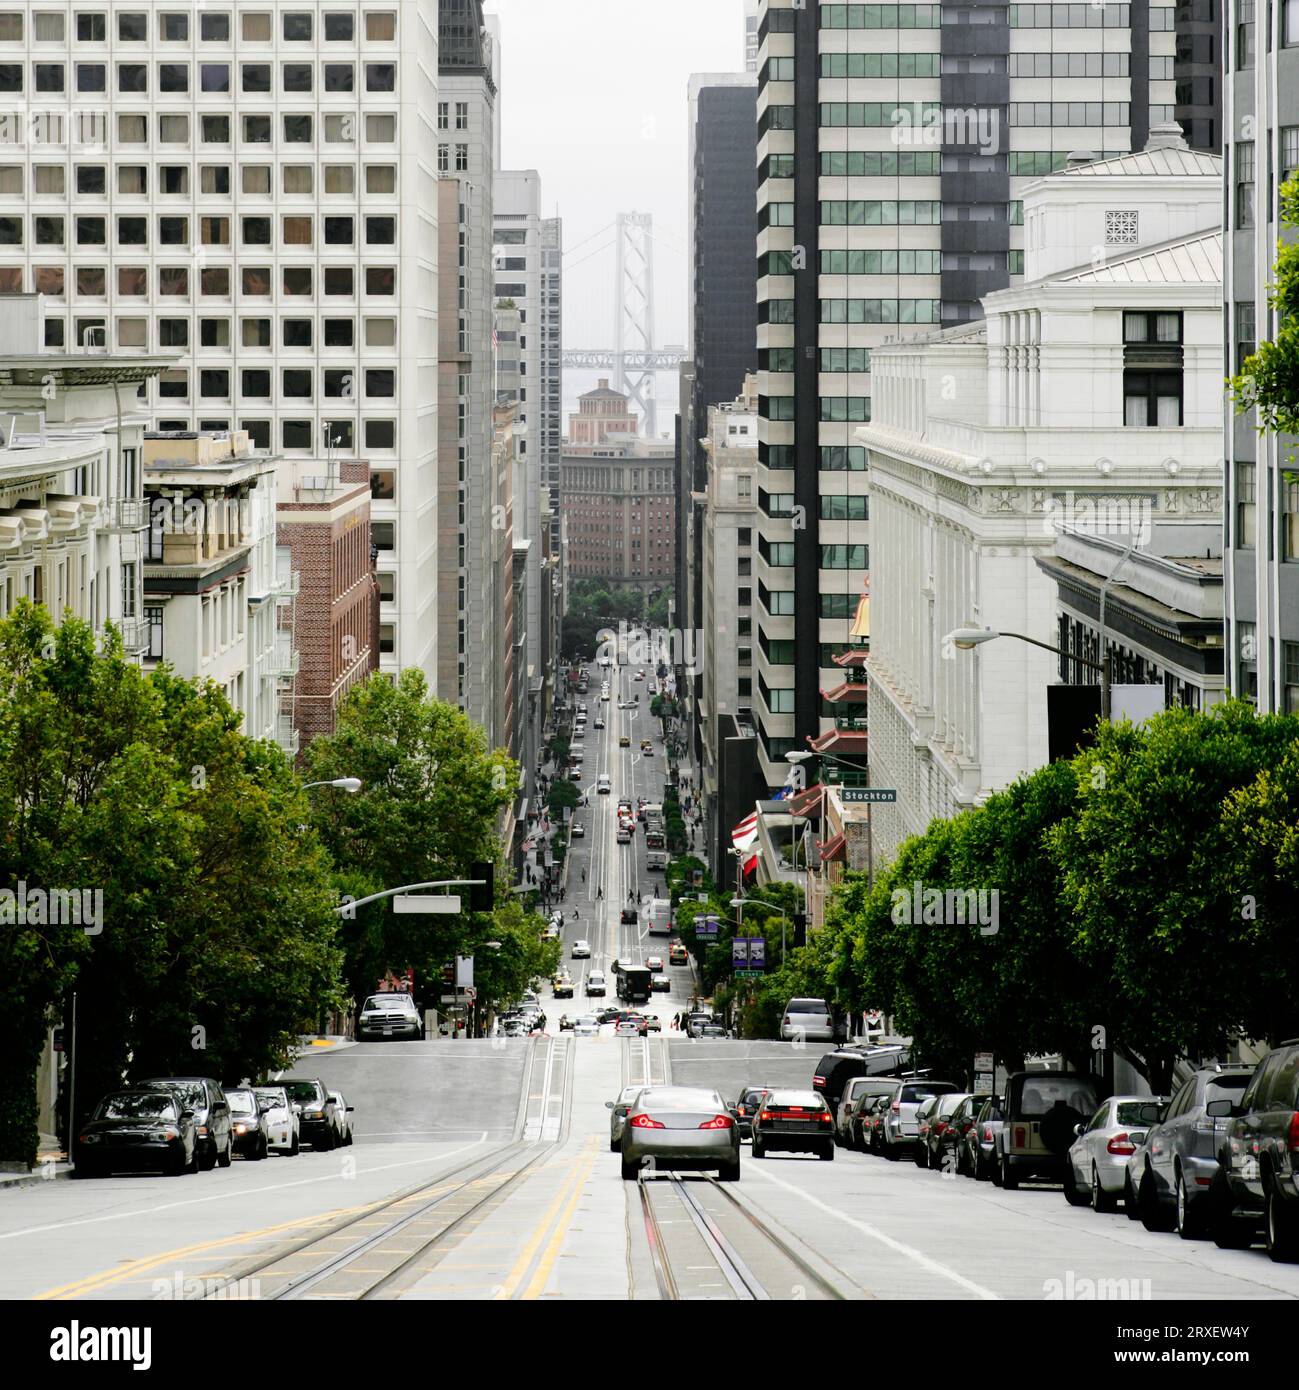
946;627;1107;717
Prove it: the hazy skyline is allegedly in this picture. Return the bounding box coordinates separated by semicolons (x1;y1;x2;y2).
485;0;745;368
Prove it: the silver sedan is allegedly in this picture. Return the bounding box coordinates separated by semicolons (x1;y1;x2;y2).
606;1085;645;1151
1066;1095;1164;1211
618;1086;740;1182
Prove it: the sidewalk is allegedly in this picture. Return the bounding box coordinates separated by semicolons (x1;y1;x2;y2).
0;1134;73;1189
294;1033;358;1056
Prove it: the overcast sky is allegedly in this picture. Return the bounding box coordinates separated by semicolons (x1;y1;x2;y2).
485;0;745;360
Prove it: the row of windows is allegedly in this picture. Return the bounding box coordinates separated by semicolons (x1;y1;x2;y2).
0;60;396;94
1009;4;1136;26
8;263;397;297
819;200;941;224
147;366;396;400
140;418;395;453
756;445;869;472
1007;51;1131;77
819;5;943;28
35;314;396;351
1010;103;1131;126
819;102;942;128
0;213;395;247
820;249;943;275
819;52;940;78
821;298;941;324
0;161;393;198
0;10;396;44
0;112;402;149
818;151;941;178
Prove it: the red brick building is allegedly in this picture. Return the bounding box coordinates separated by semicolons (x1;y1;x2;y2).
276;458;380;751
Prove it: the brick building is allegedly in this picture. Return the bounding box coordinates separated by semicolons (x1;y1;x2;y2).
276;457;379;751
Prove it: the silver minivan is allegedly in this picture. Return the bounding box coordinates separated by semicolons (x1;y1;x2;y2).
780;997;835;1043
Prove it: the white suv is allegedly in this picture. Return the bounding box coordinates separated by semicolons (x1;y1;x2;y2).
780;998;835;1043
586;970;607;996
597;774;611;793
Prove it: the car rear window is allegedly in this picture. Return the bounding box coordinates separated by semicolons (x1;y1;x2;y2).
768;1091;826;1109
1019;1077;1097;1116
900;1084;954;1103
227;1092;257;1115
280;1080;325;1106
1204;1076;1249;1104
788;999;828;1013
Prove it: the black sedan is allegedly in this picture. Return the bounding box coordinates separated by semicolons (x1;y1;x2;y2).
75;1089;198;1177
750;1090;835;1161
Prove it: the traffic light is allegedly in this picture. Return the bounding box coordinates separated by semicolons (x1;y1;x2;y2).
469;861;494;912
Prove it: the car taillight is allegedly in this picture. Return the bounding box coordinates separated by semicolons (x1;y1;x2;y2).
982;1126;993;1141
699;1115;733;1130
890;1101;901;1112
759;1111;774;1122
818;1112;832;1122
812;1076;825;1087
1014;1126;1027;1147
1107;1132;1137;1156
934;1121;948;1135
630;1114;665;1130
1288;1112;1299;1153
782;1017;791;1025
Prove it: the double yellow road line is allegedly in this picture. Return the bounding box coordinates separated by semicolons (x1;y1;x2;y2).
494;1138;599;1301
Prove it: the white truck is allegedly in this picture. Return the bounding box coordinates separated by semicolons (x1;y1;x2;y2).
644;897;672;937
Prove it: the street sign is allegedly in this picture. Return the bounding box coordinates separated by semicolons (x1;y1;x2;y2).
394;894;461;914
973;1051;994;1073
839;788;898;804
733;969;764;979
975;1073;995;1094
455;955;474;988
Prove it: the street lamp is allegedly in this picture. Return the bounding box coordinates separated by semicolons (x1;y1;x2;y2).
303;777;363;793
945;626;1109;716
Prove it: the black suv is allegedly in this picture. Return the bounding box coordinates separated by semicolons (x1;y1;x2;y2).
1207;1041;1299;1261
135;1076;232;1170
811;1045;910;1116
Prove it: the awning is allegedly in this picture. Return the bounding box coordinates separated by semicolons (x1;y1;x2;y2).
822;681;869;705
833;649;870;669
786;783;825;819
810;729;869;755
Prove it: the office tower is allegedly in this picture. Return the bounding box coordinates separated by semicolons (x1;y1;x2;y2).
751;0;1187;787
1223;0;1299;711
745;0;761;72
540;216;564;559
437;0;497;732
0;1;441;681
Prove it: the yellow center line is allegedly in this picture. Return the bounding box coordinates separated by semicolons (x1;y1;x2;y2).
493;1143;593;1301
34;1204;370;1301
521;1141;599;1300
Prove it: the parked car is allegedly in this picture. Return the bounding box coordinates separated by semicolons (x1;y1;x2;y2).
276;1079;339;1151
135;1077;232;1170
853;1088;899;1154
226;1088;270;1161
607;1085;645;1150
834;1076;880;1148
552;972;574;999
751;1089;835;1162
962;1094;1005;1181
734;1086;772;1141
935;1093;982;1173
329;1091;355;1146
1206;1040;1299;1260
75;1088;198;1178
811;1045;911;1116
1128;1067;1253;1237
995;1071;1101;1189
357;992;424;1041
880;1081;959;1160
685;1012;716;1039
780;997;835;1043
571;822;585;838
917;1092;971;1169
620;1086;740;1181
1064;1095;1163;1211
253;1085;300;1156
698;1023;729;1038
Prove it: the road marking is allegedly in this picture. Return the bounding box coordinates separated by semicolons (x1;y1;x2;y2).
493;1149;591;1300
0;1136;491;1243
521;1141;599;1299
745;1164;1000;1300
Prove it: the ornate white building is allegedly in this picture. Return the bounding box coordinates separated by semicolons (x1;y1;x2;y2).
863;127;1224;862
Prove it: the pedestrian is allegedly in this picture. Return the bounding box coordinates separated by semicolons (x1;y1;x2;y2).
581;868;586;883
597;884;604;899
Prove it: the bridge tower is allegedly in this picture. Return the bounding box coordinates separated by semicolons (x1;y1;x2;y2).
615;212;658;438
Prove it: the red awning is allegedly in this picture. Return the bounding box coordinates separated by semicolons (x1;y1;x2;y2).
822;681;869;705
810;729;869;755
786;783;825;818
833;649;870;669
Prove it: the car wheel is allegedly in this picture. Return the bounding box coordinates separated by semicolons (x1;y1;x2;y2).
1209;1174;1253;1249
1063;1162;1089;1206
1091;1164;1118;1213
620;1154;640;1181
216;1134;232;1169
718;1160;741;1182
1139;1171;1174;1232
1123;1173;1142;1220
1174;1168;1206;1240
884;1141;899;1162
819;1144;834;1162
1265;1179;1299;1262
999;1155;1018;1190
913;1143;927;1168
752;1137;765;1159
290;1134;300;1157
186;1143;199;1174
609;1137;620;1153
198;1140;217;1172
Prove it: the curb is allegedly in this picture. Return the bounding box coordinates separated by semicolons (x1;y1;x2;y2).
293;1036;359;1056
0;1164;74;1190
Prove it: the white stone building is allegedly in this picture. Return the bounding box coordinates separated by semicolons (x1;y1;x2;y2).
0;1;440;682
863;129;1224;862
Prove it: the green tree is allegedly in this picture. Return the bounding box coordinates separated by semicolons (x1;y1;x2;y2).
305;669;516;1006
1229;175;1299;443
547;778;580;819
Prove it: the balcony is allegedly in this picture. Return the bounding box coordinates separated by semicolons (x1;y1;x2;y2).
276;712;300;758
102;498;150;533
114;616;150;655
268;629;300;679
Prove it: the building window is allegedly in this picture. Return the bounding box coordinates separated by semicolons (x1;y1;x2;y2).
1236;301;1255;375
1123;371;1182;426
1285;643;1299;712
145;606;163;660
437;101;449;131
1238;0;1255;66
1283;476;1299;560
1236;460;1257;549
1236;142;1255;228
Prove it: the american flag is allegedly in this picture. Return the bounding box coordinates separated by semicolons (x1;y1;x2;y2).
492;327;498;350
